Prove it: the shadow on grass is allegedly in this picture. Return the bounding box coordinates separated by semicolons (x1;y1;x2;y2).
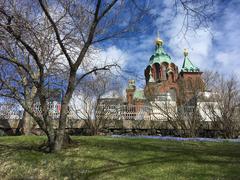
0;137;240;179
78;137;240;159
57;138;240;179
0;143;40;153
58;152;240;179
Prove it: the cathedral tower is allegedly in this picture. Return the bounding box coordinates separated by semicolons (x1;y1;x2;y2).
144;35;178;99
177;49;205;104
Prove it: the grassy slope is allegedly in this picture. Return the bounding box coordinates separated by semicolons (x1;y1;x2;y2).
0;136;240;180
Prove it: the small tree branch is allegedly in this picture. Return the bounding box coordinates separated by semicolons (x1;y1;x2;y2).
38;0;73;68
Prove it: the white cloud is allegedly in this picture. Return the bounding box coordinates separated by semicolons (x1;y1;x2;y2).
152;0;213;70
215;50;240;77
80;45;129;71
74;1;240;87
151;0;240;77
211;1;240;77
97;46;128;68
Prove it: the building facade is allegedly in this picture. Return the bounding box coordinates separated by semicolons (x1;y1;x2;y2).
127;36;205;107
123;36;214;122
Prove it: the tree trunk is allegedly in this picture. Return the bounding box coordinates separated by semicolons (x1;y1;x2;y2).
18;111;32;135
47;131;55;152
52;104;72;152
50;131;72;152
39;130;55;152
53;129;64;151
20;86;37;135
20;111;32;135
51;71;76;152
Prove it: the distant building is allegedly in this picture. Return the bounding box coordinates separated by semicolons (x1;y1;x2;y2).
127;35;204;106
33;89;62;119
104;35;217;122
0;103;22;119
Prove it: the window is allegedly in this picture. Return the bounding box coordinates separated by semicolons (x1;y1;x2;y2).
187;78;193;90
154;63;160;81
162;65;167;80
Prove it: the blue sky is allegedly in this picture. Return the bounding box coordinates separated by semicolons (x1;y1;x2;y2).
99;0;240;88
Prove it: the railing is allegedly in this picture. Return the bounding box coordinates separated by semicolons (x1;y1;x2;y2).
97;104;152;121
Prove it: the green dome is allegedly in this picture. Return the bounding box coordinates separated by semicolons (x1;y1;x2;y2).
181;50;200;72
133;90;145;100
149;44;172;65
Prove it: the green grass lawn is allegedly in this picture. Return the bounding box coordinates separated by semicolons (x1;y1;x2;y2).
0;136;240;180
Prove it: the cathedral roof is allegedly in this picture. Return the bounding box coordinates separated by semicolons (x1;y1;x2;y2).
149;37;172;65
133;90;145;100
181;49;200;72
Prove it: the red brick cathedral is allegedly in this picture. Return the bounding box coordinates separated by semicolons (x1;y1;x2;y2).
126;36;205;107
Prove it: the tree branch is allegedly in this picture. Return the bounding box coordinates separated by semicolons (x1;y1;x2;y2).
76;64;119;85
38;0;73;68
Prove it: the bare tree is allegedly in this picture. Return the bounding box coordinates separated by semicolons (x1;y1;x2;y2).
150;77;204;137
71;71;122;135
0;0;148;152
202;73;240;138
150;71;240;138
174;0;214;38
150;97;178;129
0;14;67;135
0;0;215;151
0;54;39;135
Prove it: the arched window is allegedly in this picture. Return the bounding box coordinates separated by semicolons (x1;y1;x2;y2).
153;63;160;82
151;66;156;80
144;66;151;83
161;64;167;80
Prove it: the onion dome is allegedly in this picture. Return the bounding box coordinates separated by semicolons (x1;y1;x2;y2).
181;49;200;72
149;35;172;65
155;37;163;46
